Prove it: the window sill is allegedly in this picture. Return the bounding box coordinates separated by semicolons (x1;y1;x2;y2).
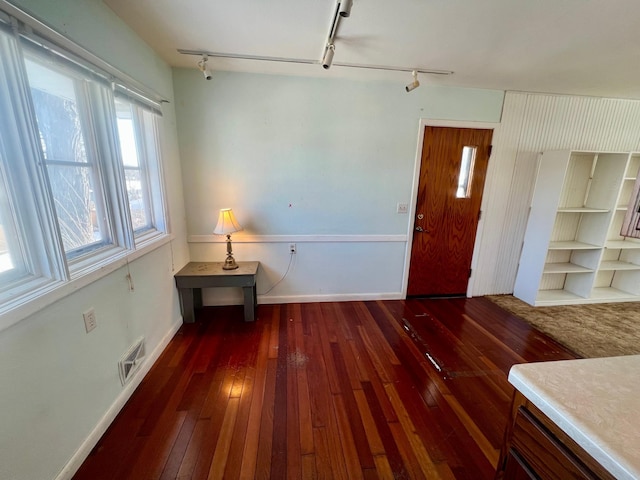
0;233;174;333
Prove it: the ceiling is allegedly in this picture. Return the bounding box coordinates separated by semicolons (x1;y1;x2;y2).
104;0;640;99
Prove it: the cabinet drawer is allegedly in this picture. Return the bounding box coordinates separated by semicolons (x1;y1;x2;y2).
511;407;599;479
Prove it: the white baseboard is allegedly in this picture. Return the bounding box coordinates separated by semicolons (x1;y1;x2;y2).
204;292;404;306
258;292;405;304
55;316;183;480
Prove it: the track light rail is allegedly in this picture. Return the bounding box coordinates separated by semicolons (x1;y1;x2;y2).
177;49;316;65
176;49;453;76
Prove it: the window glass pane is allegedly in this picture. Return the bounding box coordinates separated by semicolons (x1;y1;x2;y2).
116;103;139;167
24;58;108;254
46;164;102;251
456;146;476;199
0;224;13;273
0;182;17;274
24;61;84;163
124;169;148;230
0;148;28;283
115;98;153;233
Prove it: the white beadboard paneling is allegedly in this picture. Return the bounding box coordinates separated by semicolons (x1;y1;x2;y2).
471;94;531;295
473;92;640;296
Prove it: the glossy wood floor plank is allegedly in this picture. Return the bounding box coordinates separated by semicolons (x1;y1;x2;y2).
73;298;578;480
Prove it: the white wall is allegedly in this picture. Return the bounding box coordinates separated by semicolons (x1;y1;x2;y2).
0;1;188;479
173;69;504;304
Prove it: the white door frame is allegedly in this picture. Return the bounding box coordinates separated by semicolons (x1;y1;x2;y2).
401;119;500;298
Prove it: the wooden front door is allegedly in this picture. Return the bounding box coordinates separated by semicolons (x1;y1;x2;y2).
407;126;493;296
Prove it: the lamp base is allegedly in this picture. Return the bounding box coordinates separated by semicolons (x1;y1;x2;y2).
223;255;239;270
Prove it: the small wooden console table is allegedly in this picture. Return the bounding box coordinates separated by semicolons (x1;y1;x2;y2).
174;261;259;323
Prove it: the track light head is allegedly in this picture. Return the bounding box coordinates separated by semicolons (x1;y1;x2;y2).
405;70;420;92
322;44;335;70
405;80;419;92
338;0;353;17
197;55;212;80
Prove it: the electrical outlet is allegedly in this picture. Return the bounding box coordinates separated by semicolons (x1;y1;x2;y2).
397;202;409;214
289;243;297;254
83;308;97;333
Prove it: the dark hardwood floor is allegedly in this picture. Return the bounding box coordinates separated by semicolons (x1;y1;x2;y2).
73;298;578;480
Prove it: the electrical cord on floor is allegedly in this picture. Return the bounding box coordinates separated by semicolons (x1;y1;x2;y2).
258;252;295;295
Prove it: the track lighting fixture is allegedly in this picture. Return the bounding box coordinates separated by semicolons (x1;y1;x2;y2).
197;54;212;80
338;0;352;17
178;0;454;85
405;70;420;92
320;0;351;70
177;49;454;81
322;44;335;70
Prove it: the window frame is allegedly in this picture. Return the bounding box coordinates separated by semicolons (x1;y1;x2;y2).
114;96;168;242
24;52;117;259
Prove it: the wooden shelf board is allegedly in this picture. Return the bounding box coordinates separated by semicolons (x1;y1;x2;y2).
535;289;585;305
536;288;640;305
590;287;639;301
599;261;640;271
548;241;601;250
557;207;609;213
605;240;640;250
543;263;594;274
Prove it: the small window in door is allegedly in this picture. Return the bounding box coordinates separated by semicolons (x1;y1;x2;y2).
456;146;476;198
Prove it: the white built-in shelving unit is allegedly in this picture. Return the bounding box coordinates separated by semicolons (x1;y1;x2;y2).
514;150;640;306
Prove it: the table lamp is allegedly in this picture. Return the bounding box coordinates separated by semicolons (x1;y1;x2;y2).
213;208;243;270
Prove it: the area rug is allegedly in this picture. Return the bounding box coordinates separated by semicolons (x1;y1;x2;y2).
486;295;640;359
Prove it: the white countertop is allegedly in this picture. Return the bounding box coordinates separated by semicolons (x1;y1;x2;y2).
509;355;640;480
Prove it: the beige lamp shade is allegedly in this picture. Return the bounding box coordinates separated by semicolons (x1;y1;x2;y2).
213;208;243;235
213;208;243;270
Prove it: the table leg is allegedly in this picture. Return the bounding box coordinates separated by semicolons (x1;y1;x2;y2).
179;288;195;323
242;285;256;322
193;288;203;310
253;284;257;312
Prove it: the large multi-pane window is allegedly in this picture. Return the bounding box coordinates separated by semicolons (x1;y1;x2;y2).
24;57;110;256
0;12;168;326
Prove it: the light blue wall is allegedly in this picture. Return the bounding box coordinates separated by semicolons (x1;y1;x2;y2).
174;69;503;302
176;70;503;235
0;1;188;479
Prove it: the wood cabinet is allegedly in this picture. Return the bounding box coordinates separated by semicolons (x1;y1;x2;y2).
495;391;615;480
514;150;640;306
